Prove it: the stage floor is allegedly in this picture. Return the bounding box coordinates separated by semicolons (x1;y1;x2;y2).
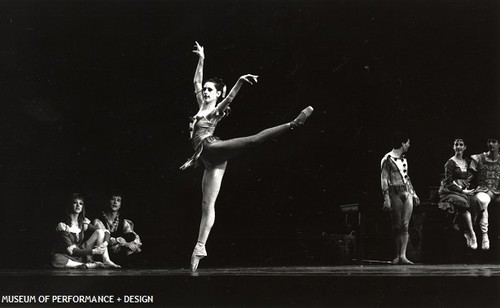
2;263;500;277
1;265;499;307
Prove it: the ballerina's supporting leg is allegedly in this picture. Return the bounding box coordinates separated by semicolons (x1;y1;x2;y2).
191;163;227;272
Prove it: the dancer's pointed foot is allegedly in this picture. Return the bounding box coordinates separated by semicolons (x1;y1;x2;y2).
399;257;414;265
464;232;477;249
290;106;314;128
191;242;207;272
103;261;121;269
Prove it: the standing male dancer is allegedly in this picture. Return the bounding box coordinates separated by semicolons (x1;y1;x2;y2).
380;132;420;264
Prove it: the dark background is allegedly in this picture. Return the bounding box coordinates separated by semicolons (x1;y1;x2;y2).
0;0;498;268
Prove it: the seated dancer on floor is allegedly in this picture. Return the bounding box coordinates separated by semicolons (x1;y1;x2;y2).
469;138;500;250
92;194;142;266
380;132;420;265
438;138;481;249
180;41;314;271
51;193;120;268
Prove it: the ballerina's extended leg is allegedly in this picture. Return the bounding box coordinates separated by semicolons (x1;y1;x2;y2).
204;106;315;163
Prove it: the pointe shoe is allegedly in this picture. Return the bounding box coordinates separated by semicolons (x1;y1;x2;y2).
464;232;477;249
482;233;490;250
191;242;207;272
291;106;314;128
470;233;478;250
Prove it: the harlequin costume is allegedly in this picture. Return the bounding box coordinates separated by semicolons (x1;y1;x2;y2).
380;153;416;198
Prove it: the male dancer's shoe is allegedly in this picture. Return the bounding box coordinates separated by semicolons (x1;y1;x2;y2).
481;233;490;250
291;106;314;128
191;242;207;272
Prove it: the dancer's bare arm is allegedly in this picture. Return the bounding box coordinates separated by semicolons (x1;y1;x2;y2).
380;158;392;211
215;74;258;113
407;178;420;206
193;41;205;108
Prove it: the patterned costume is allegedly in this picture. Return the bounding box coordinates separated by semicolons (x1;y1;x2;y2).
380;153;416;197
470;153;500;197
180;111;225;170
470;152;500;237
438;158;481;216
93;212;142;256
51;218;93;268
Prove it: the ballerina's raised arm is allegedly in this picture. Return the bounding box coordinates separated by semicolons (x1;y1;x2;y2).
214;74;259;115
193;41;205;108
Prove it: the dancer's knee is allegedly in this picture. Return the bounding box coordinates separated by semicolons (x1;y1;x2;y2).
94;228;105;239
393;225;401;235
393;224;409;235
92;219;105;229
201;198;215;211
201;206;215;218
476;192;491;208
400;223;409;235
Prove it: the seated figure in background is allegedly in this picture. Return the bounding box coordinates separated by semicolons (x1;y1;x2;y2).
438;138;481;249
51;193;120;268
469;138;500;250
92;194;142;266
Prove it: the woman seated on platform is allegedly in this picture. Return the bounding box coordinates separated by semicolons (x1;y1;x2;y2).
51;193;120;268
438;138;481;249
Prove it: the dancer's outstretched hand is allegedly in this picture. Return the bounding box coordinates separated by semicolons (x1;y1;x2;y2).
193;41;204;59
239;74;258;85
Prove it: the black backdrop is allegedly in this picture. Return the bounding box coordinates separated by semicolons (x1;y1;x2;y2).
0;0;498;268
